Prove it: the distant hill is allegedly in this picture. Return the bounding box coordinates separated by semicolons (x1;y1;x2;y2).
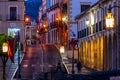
25;0;42;22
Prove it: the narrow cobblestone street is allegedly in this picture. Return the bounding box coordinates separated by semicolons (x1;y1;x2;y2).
13;44;67;80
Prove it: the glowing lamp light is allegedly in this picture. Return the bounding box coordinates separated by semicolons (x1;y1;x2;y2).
43;24;46;28
60;45;65;54
56;17;59;21
62;17;67;21
25;17;30;23
86;20;89;25
105;12;114;28
44;28;48;32
37;30;39;33
2;42;8;53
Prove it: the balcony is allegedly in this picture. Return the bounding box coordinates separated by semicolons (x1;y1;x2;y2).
41;13;47;20
49;3;60;11
50;21;58;28
38;27;48;34
6;14;21;21
50;21;67;29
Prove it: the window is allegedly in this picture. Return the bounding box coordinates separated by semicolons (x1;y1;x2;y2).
104;6;107;16
10;7;17;20
81;5;90;12
52;14;53;22
97;11;99;22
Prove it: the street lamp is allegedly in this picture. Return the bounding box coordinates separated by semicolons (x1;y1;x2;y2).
43;24;46;28
60;44;65;54
24;17;31;48
56;17;61;44
2;42;8;53
13;31;21;79
62;16;69;49
62;17;67;22
37;29;39;33
105;10;114;28
105;6;120;28
2;41;8;80
105;6;120;70
43;24;48;32
56;17;59;21
25;17;30;24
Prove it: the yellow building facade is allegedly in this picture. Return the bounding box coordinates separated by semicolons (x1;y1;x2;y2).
75;0;119;71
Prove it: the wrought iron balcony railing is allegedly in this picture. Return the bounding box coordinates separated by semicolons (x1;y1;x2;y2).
49;3;60;11
6;14;21;21
50;21;67;30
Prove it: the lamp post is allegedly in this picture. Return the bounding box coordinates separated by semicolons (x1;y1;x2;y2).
43;24;47;44
62;17;68;47
25;17;30;46
17;31;21;79
69;39;78;74
2;41;8;80
56;17;61;44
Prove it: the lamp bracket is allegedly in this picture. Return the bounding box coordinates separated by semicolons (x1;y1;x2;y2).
108;5;120;12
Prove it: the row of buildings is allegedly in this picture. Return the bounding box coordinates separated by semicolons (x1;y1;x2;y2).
38;0;120;71
38;0;98;46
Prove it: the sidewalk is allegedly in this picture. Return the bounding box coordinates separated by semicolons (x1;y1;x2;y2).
61;51;94;74
0;50;24;80
54;44;95;75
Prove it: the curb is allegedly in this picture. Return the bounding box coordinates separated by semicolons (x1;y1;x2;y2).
11;52;25;80
62;62;70;74
54;44;70;74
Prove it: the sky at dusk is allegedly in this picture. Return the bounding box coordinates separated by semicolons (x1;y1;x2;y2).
25;0;42;22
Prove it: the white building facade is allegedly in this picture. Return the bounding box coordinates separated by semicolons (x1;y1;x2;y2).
47;0;62;44
67;0;99;40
